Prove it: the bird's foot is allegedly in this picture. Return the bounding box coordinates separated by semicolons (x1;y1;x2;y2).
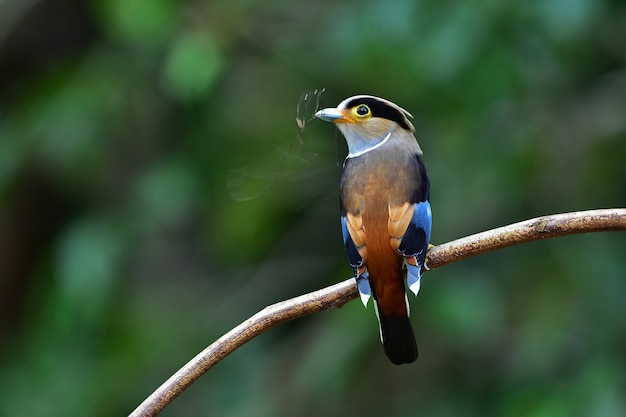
423;243;436;271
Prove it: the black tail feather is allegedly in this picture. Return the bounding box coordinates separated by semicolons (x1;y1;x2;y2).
379;314;418;365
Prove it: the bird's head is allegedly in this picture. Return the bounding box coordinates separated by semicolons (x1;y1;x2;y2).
315;95;415;157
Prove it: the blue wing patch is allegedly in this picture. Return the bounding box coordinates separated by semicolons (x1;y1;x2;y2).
341;216;371;306
341;216;363;273
398;201;432;296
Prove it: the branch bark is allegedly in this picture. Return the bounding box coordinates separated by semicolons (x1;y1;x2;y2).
129;208;626;417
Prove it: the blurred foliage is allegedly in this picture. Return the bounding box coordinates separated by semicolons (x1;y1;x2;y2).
0;0;625;416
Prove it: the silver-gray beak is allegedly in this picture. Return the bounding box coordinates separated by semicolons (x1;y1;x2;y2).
315;108;344;122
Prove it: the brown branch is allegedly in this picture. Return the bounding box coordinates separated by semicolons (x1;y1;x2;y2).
426;208;626;269
128;208;626;417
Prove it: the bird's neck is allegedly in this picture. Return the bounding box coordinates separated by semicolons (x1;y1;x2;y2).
347;132;392;159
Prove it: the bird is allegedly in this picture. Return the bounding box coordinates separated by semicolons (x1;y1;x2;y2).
315;95;431;365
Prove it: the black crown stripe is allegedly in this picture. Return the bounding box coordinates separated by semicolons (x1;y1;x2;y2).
345;97;412;132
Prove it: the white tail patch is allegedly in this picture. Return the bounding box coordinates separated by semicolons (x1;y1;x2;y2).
373;300;383;343
409;277;421;297
405;293;411;316
406;262;422;297
356;275;371;307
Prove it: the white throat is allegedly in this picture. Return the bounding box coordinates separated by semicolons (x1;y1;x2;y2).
346;132;391;158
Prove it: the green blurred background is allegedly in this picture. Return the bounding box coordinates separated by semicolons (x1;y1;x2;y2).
1;0;625;416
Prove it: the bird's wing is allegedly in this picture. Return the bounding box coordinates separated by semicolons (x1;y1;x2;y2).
388;154;431;296
389;200;431;296
340;212;371;306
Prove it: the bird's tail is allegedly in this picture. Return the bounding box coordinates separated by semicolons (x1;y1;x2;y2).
367;250;418;365
378;312;418;365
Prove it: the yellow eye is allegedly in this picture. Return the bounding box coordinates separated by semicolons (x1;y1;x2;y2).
354;105;370;118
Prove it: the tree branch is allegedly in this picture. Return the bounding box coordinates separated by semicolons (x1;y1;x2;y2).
426;208;626;269
128;208;626;417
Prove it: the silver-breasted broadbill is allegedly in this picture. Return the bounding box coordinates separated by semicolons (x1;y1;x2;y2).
315;95;432;365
